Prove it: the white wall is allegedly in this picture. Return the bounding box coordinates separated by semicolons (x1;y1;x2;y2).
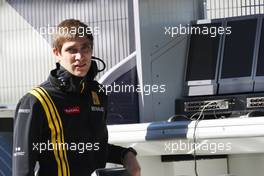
0;2;53;104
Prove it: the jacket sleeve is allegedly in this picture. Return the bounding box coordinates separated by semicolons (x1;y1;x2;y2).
107;144;127;164
12;94;44;176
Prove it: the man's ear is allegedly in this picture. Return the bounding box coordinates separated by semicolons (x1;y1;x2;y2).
52;48;62;62
52;47;60;57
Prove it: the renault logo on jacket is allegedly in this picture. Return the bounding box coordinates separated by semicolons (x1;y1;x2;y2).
91;91;100;105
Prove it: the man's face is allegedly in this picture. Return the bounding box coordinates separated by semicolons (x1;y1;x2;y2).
53;37;92;77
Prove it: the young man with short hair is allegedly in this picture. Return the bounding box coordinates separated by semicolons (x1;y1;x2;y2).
13;19;140;176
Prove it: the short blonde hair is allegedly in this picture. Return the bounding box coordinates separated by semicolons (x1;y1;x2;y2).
53;19;94;52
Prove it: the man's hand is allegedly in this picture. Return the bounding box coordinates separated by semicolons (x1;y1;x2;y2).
122;151;141;176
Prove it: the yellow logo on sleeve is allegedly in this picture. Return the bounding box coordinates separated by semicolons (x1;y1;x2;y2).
91;91;100;105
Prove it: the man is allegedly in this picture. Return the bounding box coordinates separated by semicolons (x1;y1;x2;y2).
13;19;141;176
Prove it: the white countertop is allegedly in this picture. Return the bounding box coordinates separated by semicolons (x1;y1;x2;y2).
107;117;264;156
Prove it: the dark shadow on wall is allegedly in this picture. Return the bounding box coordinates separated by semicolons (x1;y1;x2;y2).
106;67;139;125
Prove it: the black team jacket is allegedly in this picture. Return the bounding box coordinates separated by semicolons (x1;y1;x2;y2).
13;63;126;176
